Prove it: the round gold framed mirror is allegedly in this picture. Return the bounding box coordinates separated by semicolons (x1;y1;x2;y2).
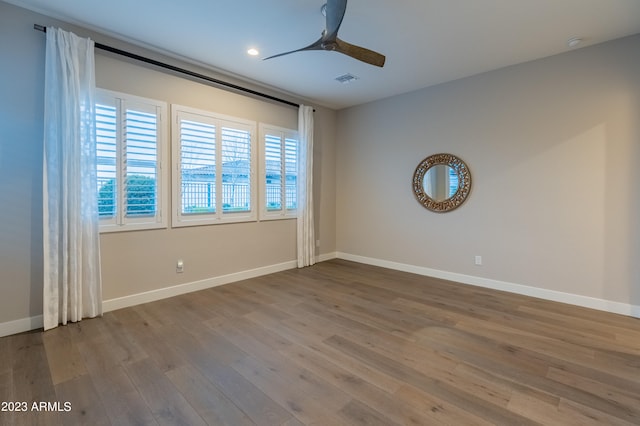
412;153;471;212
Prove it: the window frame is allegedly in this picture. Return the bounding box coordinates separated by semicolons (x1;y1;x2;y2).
95;88;168;233
259;124;299;221
172;104;257;227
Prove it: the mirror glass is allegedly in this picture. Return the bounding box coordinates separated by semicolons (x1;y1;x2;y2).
412;153;471;213
423;165;458;202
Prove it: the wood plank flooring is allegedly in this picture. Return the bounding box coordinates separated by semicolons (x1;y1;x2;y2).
1;259;639;425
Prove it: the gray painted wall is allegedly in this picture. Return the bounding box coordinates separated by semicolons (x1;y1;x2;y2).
0;1;337;329
336;34;640;310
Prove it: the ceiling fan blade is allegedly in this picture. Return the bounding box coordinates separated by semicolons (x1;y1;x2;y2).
263;37;324;61
265;0;385;67
325;0;347;41
335;38;386;67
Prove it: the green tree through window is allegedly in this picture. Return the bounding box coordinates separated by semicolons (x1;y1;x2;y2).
98;175;156;217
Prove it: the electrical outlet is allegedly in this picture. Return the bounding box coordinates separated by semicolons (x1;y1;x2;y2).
474;255;482;266
176;259;184;273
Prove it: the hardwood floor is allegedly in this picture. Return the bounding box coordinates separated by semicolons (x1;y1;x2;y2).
1;259;639;425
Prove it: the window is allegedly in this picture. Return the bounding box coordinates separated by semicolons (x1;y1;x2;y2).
259;124;298;220
95;89;168;232
172;105;257;226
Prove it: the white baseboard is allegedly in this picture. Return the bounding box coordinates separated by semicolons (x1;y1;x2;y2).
104;253;339;313
5;251;635;338
0;260;299;338
316;251;338;263
0;315;44;338
0;255;341;338
336;252;640;319
102;259;298;313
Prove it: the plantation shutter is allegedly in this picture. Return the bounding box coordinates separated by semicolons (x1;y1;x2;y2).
259;126;298;220
172;105;257;226
124;107;158;217
179;118;216;214
284;137;297;210
96;102;118;221
221;126;251;213
94;89;167;231
265;134;282;211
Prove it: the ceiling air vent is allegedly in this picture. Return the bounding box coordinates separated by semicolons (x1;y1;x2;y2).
335;73;359;84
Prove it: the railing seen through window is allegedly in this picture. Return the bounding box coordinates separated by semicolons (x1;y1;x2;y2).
264;132;297;213
177;112;254;218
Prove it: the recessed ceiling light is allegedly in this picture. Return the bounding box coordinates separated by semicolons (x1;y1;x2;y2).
247;48;259;56
567;37;582;48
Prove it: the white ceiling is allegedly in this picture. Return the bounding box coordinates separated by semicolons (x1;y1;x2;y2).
9;0;640;109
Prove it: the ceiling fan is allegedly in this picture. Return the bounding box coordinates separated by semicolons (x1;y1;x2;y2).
263;0;386;67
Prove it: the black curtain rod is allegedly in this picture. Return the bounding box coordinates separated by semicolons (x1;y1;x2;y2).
34;24;300;109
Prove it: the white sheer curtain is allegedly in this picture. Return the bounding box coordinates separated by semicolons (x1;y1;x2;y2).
43;27;102;331
297;105;315;267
